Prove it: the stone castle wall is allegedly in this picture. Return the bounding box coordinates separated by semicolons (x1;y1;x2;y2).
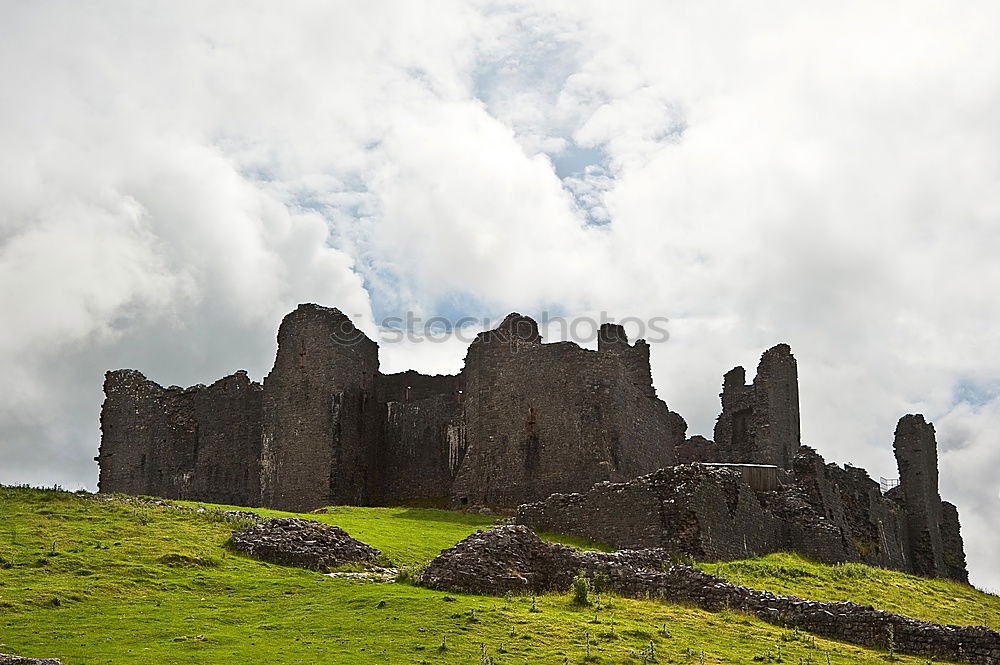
260;305;380;511
98;305;686;512
97;369;262;505
449;318;685;507
518;423;968;582
97;303;969;582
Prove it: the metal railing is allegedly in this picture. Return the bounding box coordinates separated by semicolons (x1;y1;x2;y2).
880;477;900;493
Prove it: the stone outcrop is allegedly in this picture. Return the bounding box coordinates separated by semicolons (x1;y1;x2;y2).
229;518;380;570
0;656;62;665
420;526;999;665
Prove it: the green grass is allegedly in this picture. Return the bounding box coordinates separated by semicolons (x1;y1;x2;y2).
0;486;993;664
702;552;1000;629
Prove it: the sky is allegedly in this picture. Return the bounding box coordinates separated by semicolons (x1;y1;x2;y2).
1;1;997;590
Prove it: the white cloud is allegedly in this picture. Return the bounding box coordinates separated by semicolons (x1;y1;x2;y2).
0;0;997;589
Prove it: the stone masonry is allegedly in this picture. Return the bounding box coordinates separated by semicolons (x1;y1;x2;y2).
98;304;685;511
97;303;968;582
518;417;969;581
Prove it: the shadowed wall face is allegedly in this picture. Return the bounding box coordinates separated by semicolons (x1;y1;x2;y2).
449;324;685;508
260;304;380;512
713;344;800;468
97;369;262;505
893;414;947;578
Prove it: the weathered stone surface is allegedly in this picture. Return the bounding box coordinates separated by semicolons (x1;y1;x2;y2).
260;304;381;511
97;369;263;505
98;305;686;512
517;465;785;559
230;518;380;570
711;344;801;468
421;526;1000;665
0;655;62;664
449;320;685;508
519;443;968;583
96;304;968;583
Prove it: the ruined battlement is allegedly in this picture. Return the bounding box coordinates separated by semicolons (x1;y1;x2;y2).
96;303;968;582
99;303;684;512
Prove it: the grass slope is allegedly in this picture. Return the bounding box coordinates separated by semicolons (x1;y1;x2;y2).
0;487;994;665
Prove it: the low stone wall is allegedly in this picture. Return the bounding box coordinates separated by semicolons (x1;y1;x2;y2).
421;526;1000;665
230;518;381;570
0;655;61;664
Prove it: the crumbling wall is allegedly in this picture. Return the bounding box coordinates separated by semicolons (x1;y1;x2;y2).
420;527;999;665
97;369;262;506
450;315;686;508
377;370;458;403
374;370;463;505
712;344;800;468
518;452;929;573
789;447;909;571
674;435;719;464
941;500;969;583
189;371;263;506
518;465;786;560
260;304;380;512
98;370;197;498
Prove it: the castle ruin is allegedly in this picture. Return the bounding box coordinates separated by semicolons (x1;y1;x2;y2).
97;303;968;581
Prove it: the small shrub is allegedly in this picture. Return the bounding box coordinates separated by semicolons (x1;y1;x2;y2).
592;571;611;594
158;553;219;568
396;565;423;585
665;552;696;569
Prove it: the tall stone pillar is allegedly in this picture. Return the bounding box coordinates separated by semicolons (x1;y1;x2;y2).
893;414;945;577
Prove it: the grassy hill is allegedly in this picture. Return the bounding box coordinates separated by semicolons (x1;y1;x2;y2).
1;486;997;664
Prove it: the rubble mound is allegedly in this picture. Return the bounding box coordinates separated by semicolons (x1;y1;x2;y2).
0;655;62;665
230;518;381;570
418;525;672;594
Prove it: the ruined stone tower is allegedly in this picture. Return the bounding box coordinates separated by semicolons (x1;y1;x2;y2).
712;344;801;468
892;414;968;582
260;304;380;511
449;316;686;507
